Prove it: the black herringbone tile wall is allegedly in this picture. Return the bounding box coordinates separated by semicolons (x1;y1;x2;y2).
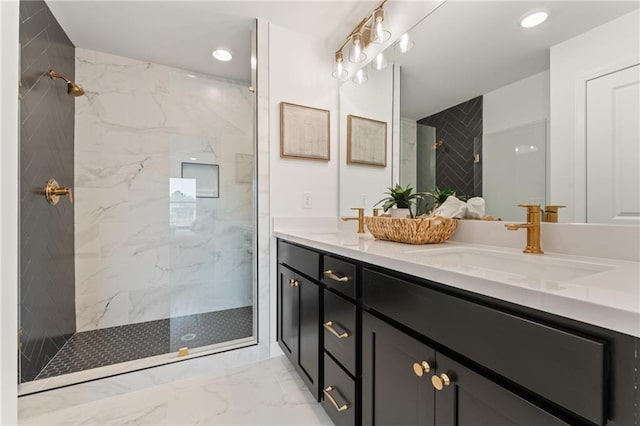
19;0;76;383
418;96;483;199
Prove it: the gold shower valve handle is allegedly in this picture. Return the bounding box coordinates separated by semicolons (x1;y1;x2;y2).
45;178;73;205
432;372;451;390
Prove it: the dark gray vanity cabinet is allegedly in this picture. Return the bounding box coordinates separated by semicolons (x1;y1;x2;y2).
276;238;639;426
277;242;321;400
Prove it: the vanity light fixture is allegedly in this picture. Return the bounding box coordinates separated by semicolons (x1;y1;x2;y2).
371;52;388;71
348;32;367;63
370;7;391;44
394;33;414;53
353;67;369;85
332;51;349;79
212;49;232;61
332;0;390;80
520;10;549;28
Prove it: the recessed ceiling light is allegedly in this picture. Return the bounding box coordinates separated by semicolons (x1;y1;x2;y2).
520;10;549;28
212;49;232;62
190;157;197;161
186;74;196;78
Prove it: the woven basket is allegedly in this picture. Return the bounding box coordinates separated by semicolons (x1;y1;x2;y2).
365;215;458;244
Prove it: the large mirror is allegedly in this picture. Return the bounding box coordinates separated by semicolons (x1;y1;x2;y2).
339;1;640;224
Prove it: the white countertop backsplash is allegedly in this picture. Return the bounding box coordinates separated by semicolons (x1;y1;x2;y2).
273;217;640;337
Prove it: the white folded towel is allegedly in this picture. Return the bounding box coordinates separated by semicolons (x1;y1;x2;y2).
466;197;485;219
433;196;467;219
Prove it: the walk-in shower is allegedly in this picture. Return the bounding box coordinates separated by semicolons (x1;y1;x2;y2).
18;0;257;392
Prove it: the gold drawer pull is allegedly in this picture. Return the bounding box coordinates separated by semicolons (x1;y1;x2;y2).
323;386;349;412
288;279;299;287
323;321;350;339
412;361;431;377
324;270;349;282
432;373;451;390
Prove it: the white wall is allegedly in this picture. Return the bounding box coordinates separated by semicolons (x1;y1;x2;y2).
268;24;339;219
550;9;640;222
339;66;394;217
74;48;254;330
483;71;549;221
483;71;549;135
0;1;19;423
268;23;339;351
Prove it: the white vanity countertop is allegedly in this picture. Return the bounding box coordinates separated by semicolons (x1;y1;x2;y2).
274;226;640;338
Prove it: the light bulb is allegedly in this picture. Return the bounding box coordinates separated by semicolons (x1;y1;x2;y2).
394;33;414;53
332;51;348;79
348;32;367;63
352;67;368;85
372;52;388;71
370;8;391;44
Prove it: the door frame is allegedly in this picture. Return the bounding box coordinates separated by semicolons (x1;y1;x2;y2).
573;56;640;222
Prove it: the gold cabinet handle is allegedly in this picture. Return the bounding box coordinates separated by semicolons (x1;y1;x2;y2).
323;386;349;412
432;373;451;390
323;321;349;339
44;178;73;205
412;361;431;377
288;279;299;287
323;270;349;282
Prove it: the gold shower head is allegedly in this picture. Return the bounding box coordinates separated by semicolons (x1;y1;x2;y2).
48;70;85;97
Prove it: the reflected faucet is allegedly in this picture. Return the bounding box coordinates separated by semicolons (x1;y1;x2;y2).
342;207;365;234
505;204;543;254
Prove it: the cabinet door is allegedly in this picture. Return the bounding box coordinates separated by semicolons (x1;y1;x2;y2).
278;265;298;360
298;274;320;399
434;352;569;426
363;313;436;425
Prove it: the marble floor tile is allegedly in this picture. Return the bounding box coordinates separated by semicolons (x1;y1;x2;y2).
19;355;333;426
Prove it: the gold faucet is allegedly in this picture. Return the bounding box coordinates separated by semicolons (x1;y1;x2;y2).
542;205;565;223
342;207;365;234
505;204;543;254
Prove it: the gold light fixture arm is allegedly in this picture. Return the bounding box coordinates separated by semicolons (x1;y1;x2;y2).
335;0;389;54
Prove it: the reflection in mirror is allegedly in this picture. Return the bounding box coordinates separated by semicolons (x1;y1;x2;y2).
384;1;640;223
339;65;396;217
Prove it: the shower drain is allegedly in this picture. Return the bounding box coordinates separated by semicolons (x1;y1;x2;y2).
180;333;197;342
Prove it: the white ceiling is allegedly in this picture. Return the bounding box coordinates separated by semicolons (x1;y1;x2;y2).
388;1;640;120
46;0;379;82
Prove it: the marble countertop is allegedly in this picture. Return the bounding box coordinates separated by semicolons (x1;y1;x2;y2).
274;226;640;338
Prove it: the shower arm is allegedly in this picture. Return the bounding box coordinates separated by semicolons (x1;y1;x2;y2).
48;70;71;83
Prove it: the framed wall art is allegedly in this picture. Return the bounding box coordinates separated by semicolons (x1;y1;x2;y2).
280;102;330;161
347;114;387;167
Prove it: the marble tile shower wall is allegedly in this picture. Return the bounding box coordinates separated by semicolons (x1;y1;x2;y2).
74;48;254;332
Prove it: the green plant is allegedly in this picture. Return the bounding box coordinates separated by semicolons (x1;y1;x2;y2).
426;186;457;208
375;184;425;218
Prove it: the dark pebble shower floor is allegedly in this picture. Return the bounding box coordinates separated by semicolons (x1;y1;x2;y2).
35;306;253;380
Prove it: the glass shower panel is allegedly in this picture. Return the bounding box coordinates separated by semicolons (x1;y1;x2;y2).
167;71;255;357
483;120;546;221
416;124;436;214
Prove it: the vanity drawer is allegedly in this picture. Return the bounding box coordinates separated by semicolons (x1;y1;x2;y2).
363;268;607;426
278;240;320;281
322;256;357;299
322;352;356;426
324;290;356;375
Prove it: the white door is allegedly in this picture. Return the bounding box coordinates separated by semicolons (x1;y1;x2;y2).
586;64;640;224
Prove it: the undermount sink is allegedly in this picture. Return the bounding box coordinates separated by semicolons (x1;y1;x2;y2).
407;247;614;282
